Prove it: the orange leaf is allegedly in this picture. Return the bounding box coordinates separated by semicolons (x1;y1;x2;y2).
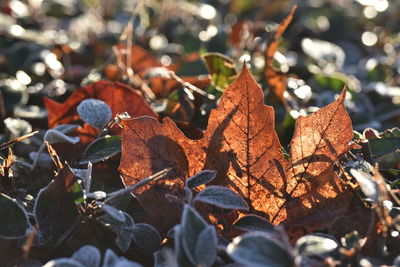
264;6;297;106
43;81;157;143
119;65;355;236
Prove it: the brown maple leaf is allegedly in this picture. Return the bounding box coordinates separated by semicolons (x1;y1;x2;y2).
43;80;157;143
119;65;355;235
264;5;297;107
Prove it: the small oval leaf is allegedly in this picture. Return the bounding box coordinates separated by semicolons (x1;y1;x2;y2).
350;169;379;203
43;258;85;267
53;124;80;134
194;225;217;267
97;211;135;252
295;234;338;257
0;193;30;238
194;186;249;210
44;129;80;144
80;136;121;164
233;215;275;233
185;170;217;189
174;225;195;267
100;203;126;222
77;99;112;129
181;205;208;265
72;245;101;267
133;223;161;253
227;232;293;267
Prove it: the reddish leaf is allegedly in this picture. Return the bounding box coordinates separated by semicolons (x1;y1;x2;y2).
43;81;157;143
229;20;249;48
264;6;297;106
119;65;356;236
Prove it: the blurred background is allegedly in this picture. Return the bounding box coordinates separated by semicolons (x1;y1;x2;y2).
0;0;399;144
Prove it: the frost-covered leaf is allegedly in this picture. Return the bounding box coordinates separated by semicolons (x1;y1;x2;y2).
53;124;80;134
153;248;176;267
77;99;112;129
71;168;87;181
102;249;142;267
34;166;83;244
80;136;121;164
43;258;85;267
174;225;195;267
233;215;275;233
100;203;126;222
181;205;207;265
295;234;338;257
72;245;101;267
97;211;135;252
227;232;293;267
29;151;52;166
185;170;217;189
43;129;80;144
194;186;249;210
194;225;217;267
350;169;379;202
0;193;30;238
104;193;148;223
133;223;161;253
86;191;107;200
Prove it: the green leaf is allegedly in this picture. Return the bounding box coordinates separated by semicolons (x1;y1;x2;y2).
233;215;275;233
0;193;30;238
185;170;216;189
227;232;293;267
203;52;237;91
369;137;400;156
295;234;338;257
80;136;121;164
194;185;249;210
378;150;400;169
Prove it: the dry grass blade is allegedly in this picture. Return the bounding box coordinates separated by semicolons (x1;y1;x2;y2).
0;131;38;151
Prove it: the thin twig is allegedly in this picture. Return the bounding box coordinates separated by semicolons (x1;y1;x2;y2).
166;69;215;100
113;46;157;102
0;131;38;151
105;168;171;202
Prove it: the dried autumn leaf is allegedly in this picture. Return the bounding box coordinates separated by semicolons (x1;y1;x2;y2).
43;81;157;143
264;5;297;107
119;65;355;235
